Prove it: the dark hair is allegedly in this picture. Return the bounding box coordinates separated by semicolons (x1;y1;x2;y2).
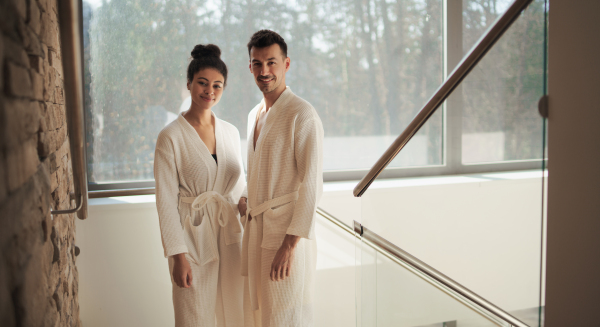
247;30;288;58
187;44;228;85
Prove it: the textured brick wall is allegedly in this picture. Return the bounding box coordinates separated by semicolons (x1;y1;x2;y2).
0;0;81;325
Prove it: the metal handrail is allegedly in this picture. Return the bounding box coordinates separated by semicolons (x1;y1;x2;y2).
353;220;528;327
51;0;88;219
316;207;354;235
353;0;535;197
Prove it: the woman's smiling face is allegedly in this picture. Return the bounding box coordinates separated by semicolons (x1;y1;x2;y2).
187;68;225;110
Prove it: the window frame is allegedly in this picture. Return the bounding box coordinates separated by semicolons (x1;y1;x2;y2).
85;0;546;194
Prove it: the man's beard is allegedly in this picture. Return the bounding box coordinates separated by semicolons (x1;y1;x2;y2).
257;75;278;93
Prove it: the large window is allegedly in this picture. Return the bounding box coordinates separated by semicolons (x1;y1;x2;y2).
82;0;545;190
461;0;546;164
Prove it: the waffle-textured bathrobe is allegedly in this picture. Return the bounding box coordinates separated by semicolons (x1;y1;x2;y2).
241;87;324;327
155;112;247;327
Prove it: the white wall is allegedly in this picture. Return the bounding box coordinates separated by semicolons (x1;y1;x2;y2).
545;1;600;326
77;171;545;326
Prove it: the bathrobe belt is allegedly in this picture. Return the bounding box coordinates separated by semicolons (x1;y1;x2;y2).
241;191;299;310
179;191;242;266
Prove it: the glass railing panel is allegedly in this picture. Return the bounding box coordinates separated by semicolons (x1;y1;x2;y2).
358;0;548;326
376;251;509;327
360;169;545;326
358;238;378;326
314;212;356;326
355;232;513;327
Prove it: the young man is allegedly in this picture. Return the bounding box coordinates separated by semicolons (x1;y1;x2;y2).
238;30;324;326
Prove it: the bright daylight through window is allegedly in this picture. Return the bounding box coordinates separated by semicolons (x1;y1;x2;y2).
82;0;544;188
461;0;545;164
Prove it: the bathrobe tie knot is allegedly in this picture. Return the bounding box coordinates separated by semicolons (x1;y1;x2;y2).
180;191;242;266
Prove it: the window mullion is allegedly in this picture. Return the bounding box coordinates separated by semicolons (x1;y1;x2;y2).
444;0;464;174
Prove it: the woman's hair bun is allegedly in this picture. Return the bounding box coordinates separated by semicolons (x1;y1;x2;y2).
191;44;221;59
187;44;228;83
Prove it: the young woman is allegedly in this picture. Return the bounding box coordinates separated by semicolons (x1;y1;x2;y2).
154;44;248;327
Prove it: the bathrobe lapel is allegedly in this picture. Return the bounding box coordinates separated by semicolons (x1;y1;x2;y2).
213;115;226;193
177;113;218;189
246;102;260;207
254;88;292;154
249;88;292;202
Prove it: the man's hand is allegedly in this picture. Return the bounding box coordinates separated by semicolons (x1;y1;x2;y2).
270;234;301;281
172;253;193;288
238;197;248;218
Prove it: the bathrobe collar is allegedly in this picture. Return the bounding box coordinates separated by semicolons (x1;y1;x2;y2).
177;111;227;192
251;86;294;155
248;86;294;204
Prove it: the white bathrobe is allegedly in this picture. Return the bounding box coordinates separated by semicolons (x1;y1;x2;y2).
155;112;247;327
241;87;324;327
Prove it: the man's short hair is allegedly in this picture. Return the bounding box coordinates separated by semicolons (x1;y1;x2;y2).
247;30;288;58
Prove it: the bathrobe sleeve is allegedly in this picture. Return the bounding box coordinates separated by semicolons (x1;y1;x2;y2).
154;132;188;257
286;111;324;239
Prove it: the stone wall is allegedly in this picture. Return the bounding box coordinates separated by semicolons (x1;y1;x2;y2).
0;0;81;325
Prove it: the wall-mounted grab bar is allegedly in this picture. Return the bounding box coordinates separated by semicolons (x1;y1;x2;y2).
51;0;88;219
353;0;535;197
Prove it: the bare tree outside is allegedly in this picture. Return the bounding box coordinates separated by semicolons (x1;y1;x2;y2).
462;0;546;163
83;0;544;183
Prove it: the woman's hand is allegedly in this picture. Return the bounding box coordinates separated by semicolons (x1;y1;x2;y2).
238;197;248;218
172;253;193;288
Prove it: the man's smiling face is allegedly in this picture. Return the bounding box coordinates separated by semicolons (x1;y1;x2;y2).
249;44;290;95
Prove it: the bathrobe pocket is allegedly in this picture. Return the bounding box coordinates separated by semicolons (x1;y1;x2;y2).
184;210;218;266
261;201;295;250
